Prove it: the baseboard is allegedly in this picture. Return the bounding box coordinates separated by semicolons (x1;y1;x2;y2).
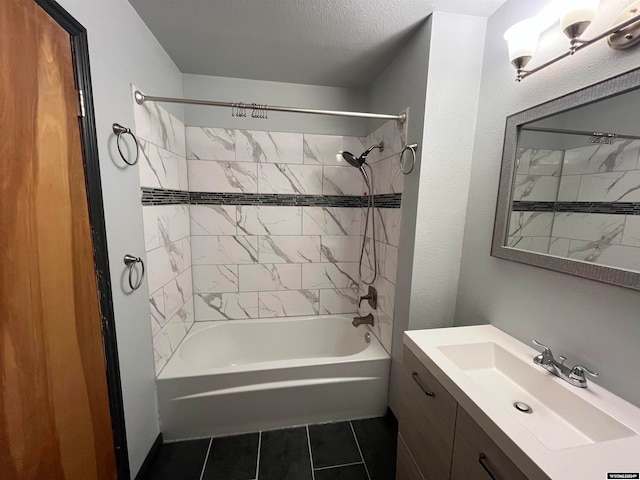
134;432;163;480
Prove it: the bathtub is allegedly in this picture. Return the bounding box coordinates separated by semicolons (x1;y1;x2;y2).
157;314;390;441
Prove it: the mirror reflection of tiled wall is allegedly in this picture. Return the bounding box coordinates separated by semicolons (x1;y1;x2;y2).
509;142;640;270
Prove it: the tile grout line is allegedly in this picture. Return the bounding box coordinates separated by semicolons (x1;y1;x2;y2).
314;461;365;471
350;421;372;480
199;438;213;480
305;425;316;480
255;431;262;480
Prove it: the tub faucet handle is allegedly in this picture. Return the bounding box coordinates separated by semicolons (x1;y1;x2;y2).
358;286;377;309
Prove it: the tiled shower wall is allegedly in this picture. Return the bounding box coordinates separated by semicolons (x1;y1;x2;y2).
510;141;640;269
134;88;407;373
185;120;406;348
133;87;194;375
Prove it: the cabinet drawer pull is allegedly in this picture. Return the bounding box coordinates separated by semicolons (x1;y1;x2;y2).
411;372;435;397
478;453;499;480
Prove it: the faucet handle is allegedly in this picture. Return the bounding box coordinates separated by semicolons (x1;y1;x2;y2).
570;365;598;379
532;339;553;355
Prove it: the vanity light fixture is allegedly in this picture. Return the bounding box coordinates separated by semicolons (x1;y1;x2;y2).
505;0;640;81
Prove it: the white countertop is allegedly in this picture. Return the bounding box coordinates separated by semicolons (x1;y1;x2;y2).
404;325;640;480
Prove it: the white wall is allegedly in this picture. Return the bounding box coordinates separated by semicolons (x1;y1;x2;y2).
55;0;184;476
182;74;369;136
367;13;487;412
456;0;640;407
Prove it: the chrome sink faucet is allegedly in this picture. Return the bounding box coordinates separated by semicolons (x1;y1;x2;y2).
532;339;598;388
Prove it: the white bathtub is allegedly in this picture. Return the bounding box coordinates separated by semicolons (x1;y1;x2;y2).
157;314;390;441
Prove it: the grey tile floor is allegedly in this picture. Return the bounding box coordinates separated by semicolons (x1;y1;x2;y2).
143;414;397;480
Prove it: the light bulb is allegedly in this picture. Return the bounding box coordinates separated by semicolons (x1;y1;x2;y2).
560;0;600;38
504;19;541;69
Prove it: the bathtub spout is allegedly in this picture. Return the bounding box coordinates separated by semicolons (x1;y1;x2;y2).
352;313;374;327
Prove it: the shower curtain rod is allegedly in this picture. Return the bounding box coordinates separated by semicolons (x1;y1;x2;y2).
521;125;640;141
134;91;406;124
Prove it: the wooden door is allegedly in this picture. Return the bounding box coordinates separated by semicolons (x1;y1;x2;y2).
0;0;118;478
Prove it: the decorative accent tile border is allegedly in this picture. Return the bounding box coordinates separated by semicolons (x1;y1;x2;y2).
142;188;402;208
142;188;189;205
512;201;640;215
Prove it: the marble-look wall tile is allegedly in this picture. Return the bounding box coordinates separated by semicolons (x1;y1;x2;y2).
152;330;172;374
258;290;320;317
568;242;640;270
191;235;258;265
132;89;185;157
192;265;238;293
622;216;640;247
322;166;364;196
371;208;402;247
320;236;361;263
507;236;551;254
303;134;343;165
342;137;367;161
163;268;193;321
194;292;259;321
149;289;166;336
142;206;159;252
380;242;398;284
368;122;393;164
158;205;190;244
508;212;554;238
513;174;560;202
237;206;302;236
302;207;362;236
139;140;181;190
375;275;396;319
186;127;235;161
517;149;563;176
549;237;571;257
577;170;640;202
238;264;302;292
178;157;189;191
391;118;407;157
551;213;624;243
562;140;640;175
146;240;186;294
258;164;323;194
236;130;303;164
258;236;320;264
319;288;358;314
301;263;359;290
188;160;258;193
190;205;237;236
557;175;581;202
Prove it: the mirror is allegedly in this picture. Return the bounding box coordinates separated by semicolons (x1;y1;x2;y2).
493;68;640;290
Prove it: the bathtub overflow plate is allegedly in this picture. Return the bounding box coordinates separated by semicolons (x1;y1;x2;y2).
513;401;532;414
364;332;371;344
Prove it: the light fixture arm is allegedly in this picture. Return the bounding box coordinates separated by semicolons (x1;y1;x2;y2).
516;7;640;82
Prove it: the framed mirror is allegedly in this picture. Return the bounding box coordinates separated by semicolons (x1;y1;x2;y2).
492;68;640;290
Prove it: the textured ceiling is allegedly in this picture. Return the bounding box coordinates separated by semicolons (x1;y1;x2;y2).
129;0;506;88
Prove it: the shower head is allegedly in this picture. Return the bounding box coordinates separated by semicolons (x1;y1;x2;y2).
340;142;384;168
341;151;364;168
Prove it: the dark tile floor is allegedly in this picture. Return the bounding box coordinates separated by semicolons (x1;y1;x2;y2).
143;413;397;480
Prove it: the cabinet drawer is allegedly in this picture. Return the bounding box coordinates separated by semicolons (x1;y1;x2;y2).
451;408;528;480
398;347;457;479
396;433;425;480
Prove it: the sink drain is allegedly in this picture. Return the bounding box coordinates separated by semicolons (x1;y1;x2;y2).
513;401;533;414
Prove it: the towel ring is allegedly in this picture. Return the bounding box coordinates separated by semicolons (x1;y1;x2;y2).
124;254;145;291
400;143;418;175
113;123;140;166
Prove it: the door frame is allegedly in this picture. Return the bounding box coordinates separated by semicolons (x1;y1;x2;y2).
34;0;130;477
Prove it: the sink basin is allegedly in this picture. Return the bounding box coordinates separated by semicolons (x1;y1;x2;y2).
438;341;635;450
405;325;640;480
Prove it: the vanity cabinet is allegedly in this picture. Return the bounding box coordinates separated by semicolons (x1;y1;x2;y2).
396;347;528;480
